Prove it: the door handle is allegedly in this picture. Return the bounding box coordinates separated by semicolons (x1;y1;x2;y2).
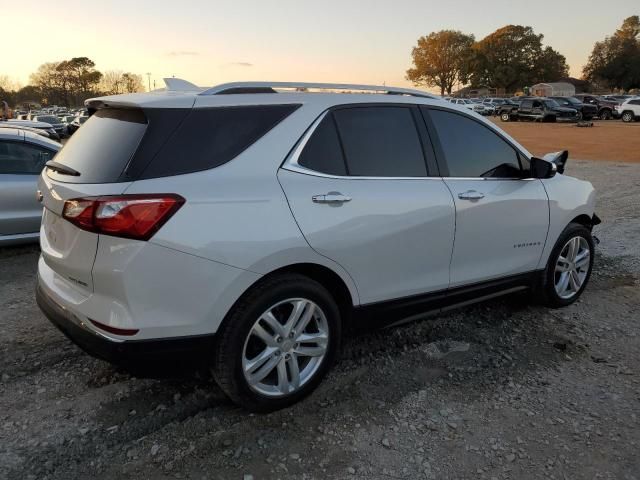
312;192;352;204
458;190;485;200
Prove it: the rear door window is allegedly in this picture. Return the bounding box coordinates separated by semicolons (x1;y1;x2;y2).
47;109;147;183
0;141;54;174
332;106;428;177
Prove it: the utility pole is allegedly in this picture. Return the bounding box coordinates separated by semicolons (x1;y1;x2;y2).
146;73;152;92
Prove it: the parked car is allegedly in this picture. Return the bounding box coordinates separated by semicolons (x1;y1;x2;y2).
32;115;66;137
0;128;61;246
450;98;488;115
615;98;640;122
484;98;519;114
602;94;633;103
483;97;506;106
59;115;77;132
499;97;578;122
66;115;88;135
36;80;599;412
0;123;60;140
5;119;60;140
573;94;618;120
549;97;598;120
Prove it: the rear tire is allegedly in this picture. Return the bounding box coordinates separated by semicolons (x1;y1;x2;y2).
599;109;611;120
535;223;594;308
500;112;510;122
212;274;341;412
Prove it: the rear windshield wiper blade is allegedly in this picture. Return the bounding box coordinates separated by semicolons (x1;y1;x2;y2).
45;161;80;176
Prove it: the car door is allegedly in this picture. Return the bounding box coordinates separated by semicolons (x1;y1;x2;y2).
518;99;533;118
0;140;53;236
422;106;549;287
278;104;456;305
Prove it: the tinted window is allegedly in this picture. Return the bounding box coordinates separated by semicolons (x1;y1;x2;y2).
49;105;299;183
332;107;427;177
521;100;533;109
630;99;640;105
48;108;147;183
430;109;522;178
0;141;54;174
298;114;346;175
141;105;299;179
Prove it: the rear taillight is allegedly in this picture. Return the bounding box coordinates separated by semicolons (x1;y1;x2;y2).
62;194;184;240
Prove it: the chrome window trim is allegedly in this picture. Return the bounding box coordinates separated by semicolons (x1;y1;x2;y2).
282;107;535;182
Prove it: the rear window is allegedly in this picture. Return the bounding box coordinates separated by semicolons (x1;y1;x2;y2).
47;105;299;183
47;109;147;183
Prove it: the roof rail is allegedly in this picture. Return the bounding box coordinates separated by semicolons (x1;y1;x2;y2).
199;81;437;99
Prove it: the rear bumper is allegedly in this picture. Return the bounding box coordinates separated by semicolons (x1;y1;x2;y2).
36;278;215;364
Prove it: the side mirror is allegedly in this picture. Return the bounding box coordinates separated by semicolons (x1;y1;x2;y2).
542;150;568;174
530;157;557;179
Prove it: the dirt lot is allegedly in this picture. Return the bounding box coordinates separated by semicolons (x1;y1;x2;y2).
491;118;640;162
1;158;640;480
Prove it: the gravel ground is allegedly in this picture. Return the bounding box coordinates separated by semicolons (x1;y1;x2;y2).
1;159;639;480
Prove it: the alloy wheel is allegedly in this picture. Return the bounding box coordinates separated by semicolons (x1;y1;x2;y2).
554;236;591;299
242;298;329;397
622;112;633;123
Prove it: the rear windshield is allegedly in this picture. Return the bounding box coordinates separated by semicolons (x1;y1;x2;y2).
47;109;147;183
37;116;60;124
47;104;299;184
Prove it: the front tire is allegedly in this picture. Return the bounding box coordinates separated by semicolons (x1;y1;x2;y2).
212;274;341;412
599;109;611;120
536;223;595;308
622;111;634;123
500;112;510;122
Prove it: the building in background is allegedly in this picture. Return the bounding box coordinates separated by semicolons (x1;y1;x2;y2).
531;82;576;97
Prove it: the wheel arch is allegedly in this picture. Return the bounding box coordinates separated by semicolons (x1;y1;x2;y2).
266;263;355;321
570;213;595;229
219;262;357;336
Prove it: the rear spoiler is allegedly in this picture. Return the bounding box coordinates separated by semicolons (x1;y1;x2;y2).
85;78;201;115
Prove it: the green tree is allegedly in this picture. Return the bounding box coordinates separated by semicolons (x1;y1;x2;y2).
470;25;567;92
583;16;640;91
537;46;570;83
406;30;475;96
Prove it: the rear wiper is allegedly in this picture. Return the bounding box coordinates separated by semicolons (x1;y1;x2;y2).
45;161;80;176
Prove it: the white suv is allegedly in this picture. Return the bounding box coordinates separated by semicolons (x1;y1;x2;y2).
615;97;640;122
36;80;599;411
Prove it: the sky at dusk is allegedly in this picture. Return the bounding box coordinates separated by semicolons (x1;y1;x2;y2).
4;0;639;92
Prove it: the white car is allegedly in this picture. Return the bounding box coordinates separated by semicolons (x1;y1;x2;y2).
36;79;599;411
615;98;640;122
450;98;487;115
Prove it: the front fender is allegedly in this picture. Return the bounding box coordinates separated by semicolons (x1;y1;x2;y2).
538;174;596;269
